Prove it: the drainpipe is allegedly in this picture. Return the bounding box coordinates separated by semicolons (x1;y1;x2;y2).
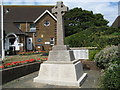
33;33;35;51
26;21;27;32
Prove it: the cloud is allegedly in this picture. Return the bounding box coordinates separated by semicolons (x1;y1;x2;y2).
64;2;118;25
2;0;119;3
2;0;118;26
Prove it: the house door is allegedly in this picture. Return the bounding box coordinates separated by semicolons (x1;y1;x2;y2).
27;37;33;50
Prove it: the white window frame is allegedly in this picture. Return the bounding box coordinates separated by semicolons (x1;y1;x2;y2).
50;37;54;45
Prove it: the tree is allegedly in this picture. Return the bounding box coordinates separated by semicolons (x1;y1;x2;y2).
65;26;120;48
64;8;109;37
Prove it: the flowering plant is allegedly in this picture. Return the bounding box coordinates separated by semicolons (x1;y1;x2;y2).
0;65;4;70
1;57;48;69
94;45;118;69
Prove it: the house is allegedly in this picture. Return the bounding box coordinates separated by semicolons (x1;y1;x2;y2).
3;5;57;55
111;16;120;28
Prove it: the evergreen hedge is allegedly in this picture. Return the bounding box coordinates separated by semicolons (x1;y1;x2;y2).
65;26;120;49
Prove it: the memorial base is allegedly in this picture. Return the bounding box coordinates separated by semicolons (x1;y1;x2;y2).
34;60;87;87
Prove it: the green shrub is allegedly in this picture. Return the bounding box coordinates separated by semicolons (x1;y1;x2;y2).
94;45;118;69
89;49;100;60
112;32;120;35
97;45;120;89
100;63;120;89
65;26;120;49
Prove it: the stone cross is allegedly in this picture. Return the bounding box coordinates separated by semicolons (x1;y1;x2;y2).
52;1;68;45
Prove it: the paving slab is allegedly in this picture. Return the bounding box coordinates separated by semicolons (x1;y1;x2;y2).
2;69;101;88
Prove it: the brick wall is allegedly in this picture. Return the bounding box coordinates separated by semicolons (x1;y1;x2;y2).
17;13;57;52
35;13;57;51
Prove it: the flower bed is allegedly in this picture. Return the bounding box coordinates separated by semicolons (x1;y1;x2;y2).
19;51;48;55
1;61;42;84
0;58;48;70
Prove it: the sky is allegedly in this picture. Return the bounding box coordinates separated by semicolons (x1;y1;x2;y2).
1;0;119;26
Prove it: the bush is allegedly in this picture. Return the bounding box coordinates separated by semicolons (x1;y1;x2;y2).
94;45;118;69
65;26;120;49
100;62;120;89
89;49;100;60
97;45;120;89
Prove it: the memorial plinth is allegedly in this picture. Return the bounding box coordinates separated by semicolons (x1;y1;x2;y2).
34;1;87;87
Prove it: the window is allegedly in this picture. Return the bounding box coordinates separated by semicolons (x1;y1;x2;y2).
30;24;36;28
30;24;36;32
16;24;21;29
37;38;42;42
50;37;54;45
44;21;50;26
28;39;31;44
5;9;10;13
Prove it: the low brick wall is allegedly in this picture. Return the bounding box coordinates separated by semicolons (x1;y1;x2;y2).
1;62;41;84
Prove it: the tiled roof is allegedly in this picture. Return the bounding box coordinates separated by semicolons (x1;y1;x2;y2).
4;5;54;22
112;16;120;27
4;22;25;35
3;5;54;35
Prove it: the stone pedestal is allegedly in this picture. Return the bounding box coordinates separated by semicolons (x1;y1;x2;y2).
34;59;87;87
34;49;87;87
48;49;75;62
52;45;70;50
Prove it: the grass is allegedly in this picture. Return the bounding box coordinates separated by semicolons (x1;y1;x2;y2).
3;54;48;64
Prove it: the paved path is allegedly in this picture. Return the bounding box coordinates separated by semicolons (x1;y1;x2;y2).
2;69;101;88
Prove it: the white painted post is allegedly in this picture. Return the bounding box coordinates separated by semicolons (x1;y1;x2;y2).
1;0;5;60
